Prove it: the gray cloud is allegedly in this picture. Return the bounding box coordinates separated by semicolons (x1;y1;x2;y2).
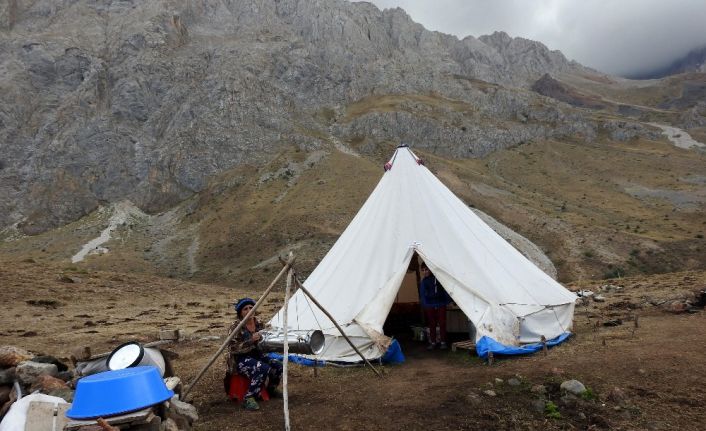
362;0;706;77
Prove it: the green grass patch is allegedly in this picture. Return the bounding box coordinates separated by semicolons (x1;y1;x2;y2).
544;401;562;419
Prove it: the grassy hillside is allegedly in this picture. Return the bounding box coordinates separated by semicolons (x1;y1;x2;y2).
2;129;704;285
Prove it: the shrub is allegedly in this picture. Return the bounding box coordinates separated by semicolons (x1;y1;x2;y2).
603;267;625;279
545;401;562;419
581;388;597;401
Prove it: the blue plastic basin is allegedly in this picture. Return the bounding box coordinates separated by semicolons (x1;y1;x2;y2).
66;366;174;419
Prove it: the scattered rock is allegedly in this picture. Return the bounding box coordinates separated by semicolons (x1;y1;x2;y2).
482;389;497;397
530;384;546;395
560;379;586;395
162;418;179;431
560;393;578;407
164;376;181;391
0;386;11;405
494;378;504;385
70;346;92;362
16;361;58;385
464;393;480;404
531;399;545;413
576;296;590;306
0;367;16;385
577;290;594;297
31;374;68;393
589;414;611;428
32;354;69;372
508;377;521;387
694;289;706;307
603;319;623;327
169;396;199;423
26;299;63;309
662;300;691;314
48;387;75;402
58;274;80;283
638;368;647;375
593;295;606;303
160;329;182;341
57;370;74;382
0;346;33;367
578;412;587;420
607;387;628;403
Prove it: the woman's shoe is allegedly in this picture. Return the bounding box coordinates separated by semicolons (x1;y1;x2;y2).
267;387;282;398
243;396;260;411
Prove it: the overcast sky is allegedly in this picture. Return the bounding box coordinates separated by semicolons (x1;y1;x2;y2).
363;0;706;77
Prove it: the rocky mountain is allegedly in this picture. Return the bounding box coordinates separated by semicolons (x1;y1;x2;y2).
1;0;611;234
629;45;706;79
1;0;704;284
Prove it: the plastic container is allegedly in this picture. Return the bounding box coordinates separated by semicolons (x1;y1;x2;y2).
106;342;166;376
66;366;174;419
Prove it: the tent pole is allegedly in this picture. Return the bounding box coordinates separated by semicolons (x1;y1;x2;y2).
282;263;293;431
293;276;383;379
183;254;297;398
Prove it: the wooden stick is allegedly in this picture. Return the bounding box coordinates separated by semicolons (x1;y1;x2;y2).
488;351;494;366
293;276;383;378
282;264;293;431
541;335;548;357
183;254;296;398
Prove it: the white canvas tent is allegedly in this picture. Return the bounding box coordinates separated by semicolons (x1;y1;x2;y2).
269;145;576;362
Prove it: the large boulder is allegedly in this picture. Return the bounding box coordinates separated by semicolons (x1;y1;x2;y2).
31;355;69;372
0;346;33;368
15;361;58;385
30;374;68;393
0;367;16;385
560;379;587;395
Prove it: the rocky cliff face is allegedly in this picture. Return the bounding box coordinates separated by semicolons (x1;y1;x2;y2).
0;0;636;234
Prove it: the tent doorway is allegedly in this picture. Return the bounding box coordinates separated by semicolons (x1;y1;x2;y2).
382;253;475;346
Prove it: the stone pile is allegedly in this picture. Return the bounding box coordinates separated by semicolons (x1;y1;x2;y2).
0;345;73;419
0;344;198;430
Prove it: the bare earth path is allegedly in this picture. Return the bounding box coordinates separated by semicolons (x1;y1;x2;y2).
1;261;704;430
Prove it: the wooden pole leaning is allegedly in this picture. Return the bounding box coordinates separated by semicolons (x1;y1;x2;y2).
293;275;383;379
183;254;297;398
282;263;293;431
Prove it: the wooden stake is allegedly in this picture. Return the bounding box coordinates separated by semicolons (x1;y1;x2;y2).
634;313;639;328
541;335;548;357
294;276;383;378
183;254;296;398
282;261;293;431
488;351;494;366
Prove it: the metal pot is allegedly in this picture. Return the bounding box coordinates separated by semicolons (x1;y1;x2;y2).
258;330;325;355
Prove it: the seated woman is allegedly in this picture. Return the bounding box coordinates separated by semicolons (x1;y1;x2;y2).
226;297;283;411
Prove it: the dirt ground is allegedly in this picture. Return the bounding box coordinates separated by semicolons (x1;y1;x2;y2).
1;261;705;430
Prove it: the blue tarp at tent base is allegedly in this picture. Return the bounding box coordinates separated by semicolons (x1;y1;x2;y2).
267;334;571;365
266;339;406;367
475;332;572;359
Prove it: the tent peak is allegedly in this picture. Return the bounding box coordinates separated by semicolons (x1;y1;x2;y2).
385;146;424;171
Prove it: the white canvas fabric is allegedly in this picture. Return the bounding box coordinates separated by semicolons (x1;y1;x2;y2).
269;146;576;362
